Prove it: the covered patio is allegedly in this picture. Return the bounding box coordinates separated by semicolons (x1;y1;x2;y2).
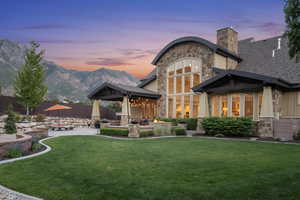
88;82;161;125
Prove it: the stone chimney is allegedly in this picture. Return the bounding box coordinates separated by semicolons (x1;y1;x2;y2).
217;27;238;54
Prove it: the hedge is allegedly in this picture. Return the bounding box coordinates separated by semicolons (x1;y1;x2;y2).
173;128;186;136
156;118;198;130
201;117;253;137
140;131;154;137
100;128;129;137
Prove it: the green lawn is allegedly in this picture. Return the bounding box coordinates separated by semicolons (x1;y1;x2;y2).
1;136;300;200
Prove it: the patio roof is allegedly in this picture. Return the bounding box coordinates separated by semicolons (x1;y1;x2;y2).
192;69;300;94
88;82;161;101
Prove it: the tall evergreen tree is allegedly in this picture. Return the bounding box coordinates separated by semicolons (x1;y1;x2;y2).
14;41;48;117
284;0;300;62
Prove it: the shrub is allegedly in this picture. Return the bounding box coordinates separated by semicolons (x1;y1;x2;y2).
294;130;300;140
186;118;198;130
7;148;22;158
101;128;129;137
35;114;46;122
4;105;17;134
140;131;154;137
201;117;253;137
174;128;186;136
14;112;22;122
214;133;225;138
31;142;43;152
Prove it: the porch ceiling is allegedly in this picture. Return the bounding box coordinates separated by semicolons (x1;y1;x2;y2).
88;82;161;101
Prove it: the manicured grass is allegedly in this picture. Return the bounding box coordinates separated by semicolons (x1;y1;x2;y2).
1;136;300;200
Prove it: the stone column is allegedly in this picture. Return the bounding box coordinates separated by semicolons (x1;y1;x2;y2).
91;100;101;122
258;86;274;138
121;96;131;126
197;92;210;134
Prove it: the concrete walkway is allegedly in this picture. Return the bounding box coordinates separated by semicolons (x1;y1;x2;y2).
48;127;98;137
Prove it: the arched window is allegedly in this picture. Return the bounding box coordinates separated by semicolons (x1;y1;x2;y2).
166;58;202;118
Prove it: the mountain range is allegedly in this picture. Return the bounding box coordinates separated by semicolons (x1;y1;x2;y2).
0;39;139;102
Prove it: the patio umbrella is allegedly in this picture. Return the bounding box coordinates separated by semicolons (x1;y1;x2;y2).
45;104;72;112
44;104;72;124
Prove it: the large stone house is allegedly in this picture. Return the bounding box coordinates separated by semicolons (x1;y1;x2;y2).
89;27;300;139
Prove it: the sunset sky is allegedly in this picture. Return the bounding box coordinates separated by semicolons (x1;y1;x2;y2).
0;0;286;78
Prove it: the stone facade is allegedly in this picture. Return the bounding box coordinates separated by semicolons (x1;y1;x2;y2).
217;27;238;54
196;118;205;134
257;117;274;138
155;42;215;118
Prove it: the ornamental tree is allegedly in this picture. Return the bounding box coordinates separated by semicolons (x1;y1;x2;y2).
14;41;48;118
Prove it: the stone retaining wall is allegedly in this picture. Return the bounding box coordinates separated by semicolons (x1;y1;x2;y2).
0;116;90;134
0;134;32;159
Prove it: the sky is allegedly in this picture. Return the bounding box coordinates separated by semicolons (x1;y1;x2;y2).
0;0;286;78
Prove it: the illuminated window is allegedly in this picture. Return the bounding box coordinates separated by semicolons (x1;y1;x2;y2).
245;94;253;117
184;66;192;73
184;75;191;93
192;95;199;118
168;77;174;94
184;96;190;118
176;96;182;118
167;58;202;118
168;97;174;118
193;74;201;87
221;96;228;117
211;96;219;117
176;68;183;74
232;94;240;117
176;76;182;93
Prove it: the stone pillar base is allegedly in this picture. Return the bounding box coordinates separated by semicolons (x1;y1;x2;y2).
121;115;129;126
197;118;205;134
258;117;274;138
128;124;140;138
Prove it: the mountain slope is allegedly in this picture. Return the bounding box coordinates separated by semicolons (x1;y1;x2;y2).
0;40;139;101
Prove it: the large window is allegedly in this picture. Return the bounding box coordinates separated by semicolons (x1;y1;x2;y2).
221;96;228;117
192;95;200;118
184;96;190;118
211;96;219;117
245;94;253;117
210;93;260;119
232;94;240;117
176;96;182;118
167;58;202;118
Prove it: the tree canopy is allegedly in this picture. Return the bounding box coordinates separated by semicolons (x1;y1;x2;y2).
284;0;300;62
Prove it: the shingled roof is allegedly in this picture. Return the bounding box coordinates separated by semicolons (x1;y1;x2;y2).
238;36;300;84
152;36;242;65
137;68;157;88
88;82;161;100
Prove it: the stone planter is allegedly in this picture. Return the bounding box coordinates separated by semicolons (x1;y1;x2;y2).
153;122;173;136
128;124;140;138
